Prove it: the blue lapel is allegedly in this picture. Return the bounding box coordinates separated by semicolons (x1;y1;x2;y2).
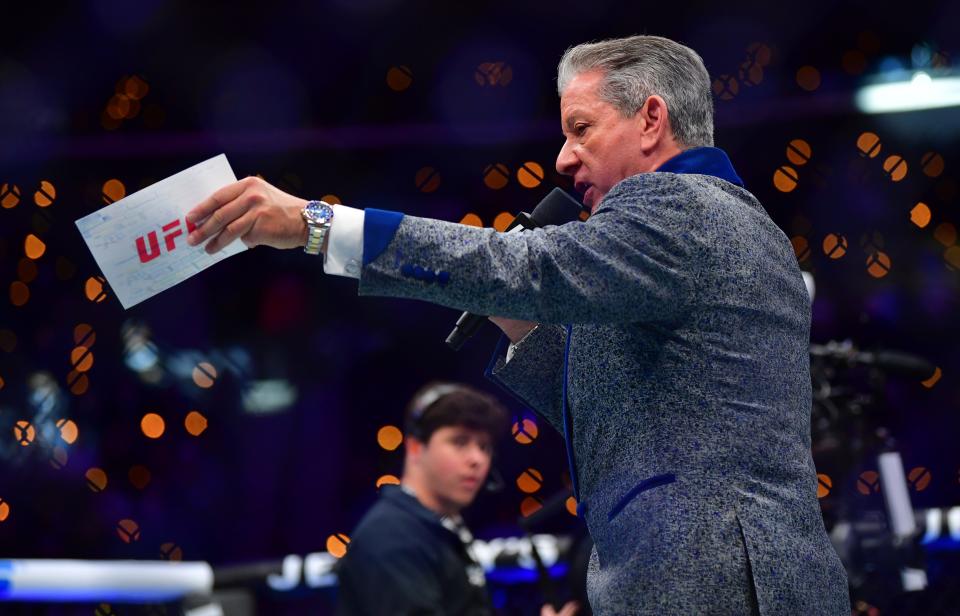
655;146;744;188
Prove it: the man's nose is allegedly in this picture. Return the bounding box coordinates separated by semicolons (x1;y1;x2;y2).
556;139;578;176
467;444;488;466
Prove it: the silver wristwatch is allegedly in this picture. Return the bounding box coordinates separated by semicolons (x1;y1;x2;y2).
301;200;335;256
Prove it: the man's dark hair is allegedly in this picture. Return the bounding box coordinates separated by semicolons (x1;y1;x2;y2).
404;382;509;445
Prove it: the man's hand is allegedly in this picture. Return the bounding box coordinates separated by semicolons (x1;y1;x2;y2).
186;176;309;254
542;601;579;616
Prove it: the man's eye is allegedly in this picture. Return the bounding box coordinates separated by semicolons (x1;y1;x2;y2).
575;124;588;136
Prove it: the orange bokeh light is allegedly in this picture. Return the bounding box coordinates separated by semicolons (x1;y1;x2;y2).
377;425;403;451
459;213;483;227
377;474;401;488
22;234;45;257
129;465;152;490
116;518;141;543
786;139;812;166
86;467;108;492
70;346;94;372
414;166;441;193
320;194;342;205
516;162;545;188
516;468;543;494
492;212;514;232
866;251;892;278
74;324;96;348
512;418;538;444
57;418;79;444
160;542;183;561
185;411;208;436
1;183;20;209
773;166;799;192
107;94;131;120
141;413;165;439
9;281;30;306
791;236;810;262
934;222;957;247
34;180;56;207
796;66;821;91
67;370;90;396
920;151;945;178
85;276;108;302
816;473;832;498
882;155;908;182
910;202;931;228
945;247;960;270
102;179;126;204
856;132;882;159
483;163;510;190
123;75;149;100
386;66;413;92
14;420;35;446
327;533;350;558
822;234;847;259
520;496;543;517
907;466;931;492
192;362;217;388
921;367;942;388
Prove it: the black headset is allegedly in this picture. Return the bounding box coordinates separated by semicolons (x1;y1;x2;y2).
405;383;465;441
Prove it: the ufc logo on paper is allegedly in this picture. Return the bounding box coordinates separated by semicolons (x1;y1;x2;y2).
136;218;197;263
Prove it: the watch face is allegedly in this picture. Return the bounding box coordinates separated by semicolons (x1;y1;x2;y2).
304;201;334;224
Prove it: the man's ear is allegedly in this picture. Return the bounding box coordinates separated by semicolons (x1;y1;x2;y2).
638;95;671;150
405;435;424;462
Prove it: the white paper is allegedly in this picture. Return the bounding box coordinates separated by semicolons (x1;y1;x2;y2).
75;154;246;309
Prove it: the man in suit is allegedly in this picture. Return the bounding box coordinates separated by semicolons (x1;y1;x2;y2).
186;35;849;615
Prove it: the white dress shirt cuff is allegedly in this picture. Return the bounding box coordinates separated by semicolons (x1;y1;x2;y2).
323;204;365;279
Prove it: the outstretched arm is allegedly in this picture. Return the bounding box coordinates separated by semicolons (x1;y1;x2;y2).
188;173;700;326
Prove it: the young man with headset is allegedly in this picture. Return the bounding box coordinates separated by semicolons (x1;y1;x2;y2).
334;383;578;616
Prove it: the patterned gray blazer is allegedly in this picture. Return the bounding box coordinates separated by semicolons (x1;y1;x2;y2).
357;148;850;615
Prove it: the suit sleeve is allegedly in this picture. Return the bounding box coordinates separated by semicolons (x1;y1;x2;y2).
357;174;702;325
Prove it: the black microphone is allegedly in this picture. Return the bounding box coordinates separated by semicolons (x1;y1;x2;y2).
810;342;936;379
862;350;936;379
516;489;576;611
445;187;584;351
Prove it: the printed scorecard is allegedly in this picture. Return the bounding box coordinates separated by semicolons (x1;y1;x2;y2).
75;155;246;309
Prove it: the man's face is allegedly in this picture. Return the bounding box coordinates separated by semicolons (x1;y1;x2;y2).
419;425;493;513
556;70;651;211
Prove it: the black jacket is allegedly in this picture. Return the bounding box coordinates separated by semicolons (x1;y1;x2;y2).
335;486;493;616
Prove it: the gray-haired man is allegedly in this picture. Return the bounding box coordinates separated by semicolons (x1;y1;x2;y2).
187;35;850;615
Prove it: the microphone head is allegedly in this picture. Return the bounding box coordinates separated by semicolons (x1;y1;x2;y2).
529;188;584;227
872;350;936;379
